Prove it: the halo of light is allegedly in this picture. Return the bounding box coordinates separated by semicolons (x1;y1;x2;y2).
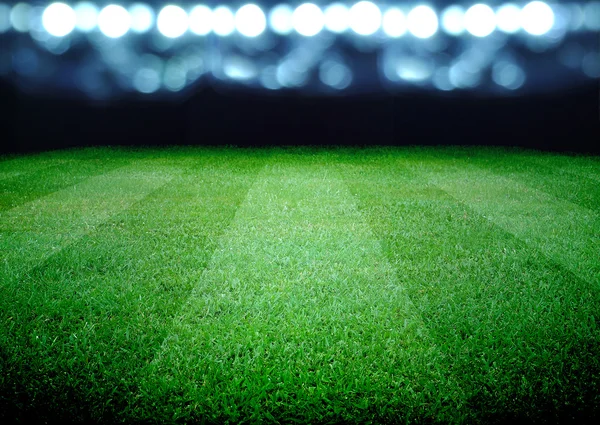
382;8;406;37
74;2;98;32
189;5;212;35
157;5;188;38
129;3;154;33
319;61;352;89
464;4;496;37
582;52;600;78
98;4;130;38
521;1;554;36
235;4;266;37
133;68;160;93
10;3;31;32
492;61;525;90
212;6;235;36
441;5;465;36
42;3;76;37
0;4;10;33
583;2;600;31
324;3;349;33
495;4;521;33
349;1;381;36
293;3;324;37
407;5;438;39
269;4;294;35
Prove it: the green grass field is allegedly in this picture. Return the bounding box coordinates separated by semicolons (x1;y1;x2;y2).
1;147;599;424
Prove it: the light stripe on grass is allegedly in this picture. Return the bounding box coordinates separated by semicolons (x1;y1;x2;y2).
404;155;600;286
338;151;600;422
140;156;457;424
0;160;174;287
0;152;265;422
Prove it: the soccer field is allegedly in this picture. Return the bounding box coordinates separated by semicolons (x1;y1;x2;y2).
1;147;599;424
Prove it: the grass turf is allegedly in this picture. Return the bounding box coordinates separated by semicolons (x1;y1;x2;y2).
0;147;598;424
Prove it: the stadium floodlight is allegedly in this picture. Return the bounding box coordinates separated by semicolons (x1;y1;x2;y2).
98;4;130;38
74;2;99;32
407;5;438;39
189;5;212;35
464;4;496;37
235;4;266;37
441;5;465;36
324;3;349;33
129;3;154;33
496;4;521;34
382;8;407;38
212;6;235;36
269;4;294;35
42;3;76;37
349;1;381;36
293;3;324;37
157;5;188;38
521;1;554;36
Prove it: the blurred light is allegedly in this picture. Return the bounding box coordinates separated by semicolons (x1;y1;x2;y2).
319;61;352;89
441;5;465;36
293;3;324;37
269;4;294;35
496;4;521;34
449;62;480;88
133;68;161;93
558;42;585;69
212;6;235;36
396;57;433;82
382;8;406;37
582;52;600;78
157;5;188;38
432;66;454;90
98;5;130;38
12;47;38;75
223;56;257;80
10;3;31;32
0;3;10;33
42;3;76;37
324;3;349;33
235;4;266;37
260;65;281;89
492;61;525;90
407;5;438;39
583;2;600;31
189;5;212;35
74;2;98;32
568;4;584;31
164;58;186;91
349;1;381;36
521;1;554;36
129;3;154;33
464;4;496;37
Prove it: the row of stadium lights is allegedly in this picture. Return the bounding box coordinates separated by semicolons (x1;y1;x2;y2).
2;1;590;40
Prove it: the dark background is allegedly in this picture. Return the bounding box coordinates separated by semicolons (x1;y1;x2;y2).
1;77;598;154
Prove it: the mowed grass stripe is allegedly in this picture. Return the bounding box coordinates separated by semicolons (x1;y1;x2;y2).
0;152;266;423
0;154;134;212
0;150;75;181
524;151;600;183
0;160;174;287
140;157;455;424
337;152;600;422
415;147;600;213
402;154;600;286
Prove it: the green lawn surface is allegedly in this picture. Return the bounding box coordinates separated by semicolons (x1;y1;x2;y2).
0;147;598;424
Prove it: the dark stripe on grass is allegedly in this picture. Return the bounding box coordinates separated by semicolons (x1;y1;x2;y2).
338;151;600;423
0;151;266;424
141;156;460;424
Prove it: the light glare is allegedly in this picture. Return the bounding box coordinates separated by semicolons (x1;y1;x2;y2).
407;5;438;39
464;4;496;37
42;3;76;37
235;4;266;37
521;1;554;36
189;5;212;35
98;4;130;38
293;3;324;37
157;5;188;38
213;6;235;36
324;3;349;33
382;8;406;38
129;3;154;33
349;1;381;36
74;2;98;32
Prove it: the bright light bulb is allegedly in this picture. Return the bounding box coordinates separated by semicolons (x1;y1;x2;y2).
42;3;76;37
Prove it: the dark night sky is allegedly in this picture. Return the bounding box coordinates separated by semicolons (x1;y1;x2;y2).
1;76;598;153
